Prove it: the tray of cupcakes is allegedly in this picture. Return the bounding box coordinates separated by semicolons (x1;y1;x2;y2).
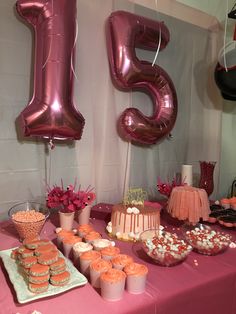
57;223;149;301
208;198;236;228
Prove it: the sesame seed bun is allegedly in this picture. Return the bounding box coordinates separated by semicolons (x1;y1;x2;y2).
37;251;59;265
21;256;38;268
50;257;66;271
11;249;20;260
29;263;50;276
50;266;66;276
21;249;35;258
50;271;70;286
34;244;57;256
28;282;49;293
28;274;50;284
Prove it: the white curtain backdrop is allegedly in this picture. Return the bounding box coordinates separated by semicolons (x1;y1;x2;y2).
64;0;222;203
0;0;223;218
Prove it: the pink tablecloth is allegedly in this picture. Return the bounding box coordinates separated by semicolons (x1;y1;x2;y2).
0;204;236;314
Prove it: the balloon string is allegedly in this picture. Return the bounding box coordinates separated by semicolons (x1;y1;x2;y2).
47;139;54;189
223;0;229;72
152;0;161;66
49;144;52;188
49;138;55;150
71;19;78;80
123;92;132;200
152;27;162;66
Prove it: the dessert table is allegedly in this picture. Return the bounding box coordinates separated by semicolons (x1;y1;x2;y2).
0;204;236;314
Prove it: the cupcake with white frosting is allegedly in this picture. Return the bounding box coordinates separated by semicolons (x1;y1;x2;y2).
92;239;115;251
72;241;93;265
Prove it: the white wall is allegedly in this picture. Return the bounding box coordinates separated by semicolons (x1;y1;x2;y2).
0;0;44;219
177;0;236;198
177;0;234;22
0;0;99;218
0;0;233;220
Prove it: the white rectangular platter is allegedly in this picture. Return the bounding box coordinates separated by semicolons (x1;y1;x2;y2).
0;247;88;304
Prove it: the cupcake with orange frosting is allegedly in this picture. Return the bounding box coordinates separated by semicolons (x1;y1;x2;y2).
57;230;74;248
100;246;120;261
124;262;148;294
77;224;94;238
100;268;126;301
84;231;102;243
79;250;101;277
90;259;112;288
111;254;134;271
62;235;82;258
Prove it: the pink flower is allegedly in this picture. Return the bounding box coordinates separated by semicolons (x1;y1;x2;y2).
46;181;96;213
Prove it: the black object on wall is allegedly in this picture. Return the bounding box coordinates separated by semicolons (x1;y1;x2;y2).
214;2;236;101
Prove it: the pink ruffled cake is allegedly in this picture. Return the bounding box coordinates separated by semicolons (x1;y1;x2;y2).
167;186;210;224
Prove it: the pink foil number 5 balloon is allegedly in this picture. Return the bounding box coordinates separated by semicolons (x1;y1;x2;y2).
16;0;85;141
106;11;178;145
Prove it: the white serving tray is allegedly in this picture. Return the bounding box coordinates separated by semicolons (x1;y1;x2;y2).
0;247;88;304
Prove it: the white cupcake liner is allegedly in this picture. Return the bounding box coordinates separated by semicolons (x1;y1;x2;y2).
79;258;94;277
57;236;64;249
62;243;73;259
90;268;103;288
126;274;147;294
101;278;126;301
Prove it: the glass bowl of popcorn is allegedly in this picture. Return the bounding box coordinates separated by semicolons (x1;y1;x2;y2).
140;228;192;266
183;223;231;256
8;202;50;241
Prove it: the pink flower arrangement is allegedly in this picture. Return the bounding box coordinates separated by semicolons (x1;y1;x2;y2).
46;180;96;213
157;176;184;198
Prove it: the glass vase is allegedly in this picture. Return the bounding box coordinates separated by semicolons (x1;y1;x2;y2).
198;161;216;197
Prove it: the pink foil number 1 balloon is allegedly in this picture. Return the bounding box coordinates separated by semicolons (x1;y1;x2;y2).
106;11;178;145
16;0;85;141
